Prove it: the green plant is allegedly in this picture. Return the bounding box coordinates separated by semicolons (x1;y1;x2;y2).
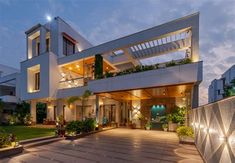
178;58;192;64
167;106;186;124
0;133;11;148
145;122;152;128
66;120;82;135
15;101;30;124
94;54;103;79
81;118;96;133
176;126;194;138
56;115;64;125
8;115;17;125
24;113;32;125
162;123;168;129
166;60;176;67
104;71;114;78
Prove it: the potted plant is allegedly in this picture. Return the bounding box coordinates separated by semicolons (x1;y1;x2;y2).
145;122;151;130
176;126;194;144
167;106;186;132
162;123;168;131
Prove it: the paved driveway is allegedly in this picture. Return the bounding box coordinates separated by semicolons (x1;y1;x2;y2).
2;128;203;163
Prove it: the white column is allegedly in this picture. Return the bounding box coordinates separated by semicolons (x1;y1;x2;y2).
30;100;37;123
40;27;47;54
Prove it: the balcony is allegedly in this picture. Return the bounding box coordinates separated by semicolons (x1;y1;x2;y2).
88;61;202;93
0;95;18;103
57;61;202;98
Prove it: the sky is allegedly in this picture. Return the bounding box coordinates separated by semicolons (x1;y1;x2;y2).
0;0;235;105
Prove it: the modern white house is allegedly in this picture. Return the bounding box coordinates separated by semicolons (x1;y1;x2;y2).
208;65;235;103
19;13;202;128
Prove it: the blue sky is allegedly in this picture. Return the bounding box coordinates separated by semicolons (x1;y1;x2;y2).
1;0;235;104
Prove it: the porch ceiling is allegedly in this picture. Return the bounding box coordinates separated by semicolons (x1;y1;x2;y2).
98;84;193;101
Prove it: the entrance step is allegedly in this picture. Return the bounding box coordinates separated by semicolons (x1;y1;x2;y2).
20;136;63;149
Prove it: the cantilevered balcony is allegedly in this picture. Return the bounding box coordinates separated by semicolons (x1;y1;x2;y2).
56;61;202;98
88;61;202;93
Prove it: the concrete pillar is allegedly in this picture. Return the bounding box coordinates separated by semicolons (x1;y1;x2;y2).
191;14;199;62
30;100;37;123
40;27;47;54
192;84;199;109
115;102;120;126
56;99;64;118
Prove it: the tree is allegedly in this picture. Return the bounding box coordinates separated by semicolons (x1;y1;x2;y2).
0;99;4;121
67;90;92;121
15;101;30;124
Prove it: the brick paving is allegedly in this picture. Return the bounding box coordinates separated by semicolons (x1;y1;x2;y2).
1;128;203;163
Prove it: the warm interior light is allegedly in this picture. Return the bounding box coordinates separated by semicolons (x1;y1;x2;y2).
76;65;80;68
69;67;72;70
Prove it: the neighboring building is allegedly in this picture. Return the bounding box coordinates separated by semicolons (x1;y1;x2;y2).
0;64;20;122
208;65;235;103
0;64;20;103
19;13;202;127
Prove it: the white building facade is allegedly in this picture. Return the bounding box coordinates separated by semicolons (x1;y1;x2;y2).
208;65;235;103
19;13;202;128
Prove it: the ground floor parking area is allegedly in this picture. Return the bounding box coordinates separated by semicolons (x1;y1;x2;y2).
2;128;203;163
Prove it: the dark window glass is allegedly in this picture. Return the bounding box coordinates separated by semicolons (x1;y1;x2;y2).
46;38;50;52
35;72;40;90
37;42;40;55
63;36;75;56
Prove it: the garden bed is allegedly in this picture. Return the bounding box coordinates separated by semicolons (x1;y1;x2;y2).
0;145;23;159
65;127;116;140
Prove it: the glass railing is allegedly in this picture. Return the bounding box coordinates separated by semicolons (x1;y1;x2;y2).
59;77;85;89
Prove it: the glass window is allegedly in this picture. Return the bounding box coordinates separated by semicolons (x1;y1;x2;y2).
63;36;75;56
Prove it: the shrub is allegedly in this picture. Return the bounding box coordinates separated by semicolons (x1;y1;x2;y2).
66;120;82;134
166;60;176;67
145;122;152;128
176;126;194;138
81;118;96;133
66;118;96;135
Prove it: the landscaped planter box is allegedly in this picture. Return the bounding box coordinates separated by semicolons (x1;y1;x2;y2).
65;127;115;140
179;136;194;145
0;145;23;159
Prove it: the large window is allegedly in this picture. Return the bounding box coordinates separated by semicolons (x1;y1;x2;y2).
34;72;40;90
46;38;50;52
63;36;75;56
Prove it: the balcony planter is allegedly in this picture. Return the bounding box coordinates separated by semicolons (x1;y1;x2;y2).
0;145;23;159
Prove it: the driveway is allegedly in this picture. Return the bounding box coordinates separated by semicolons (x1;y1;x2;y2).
1;128;203;163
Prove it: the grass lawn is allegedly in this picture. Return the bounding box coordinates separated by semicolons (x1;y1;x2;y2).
0;126;55;141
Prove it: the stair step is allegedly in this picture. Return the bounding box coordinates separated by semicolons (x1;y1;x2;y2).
23;137;63;149
20;136;57;145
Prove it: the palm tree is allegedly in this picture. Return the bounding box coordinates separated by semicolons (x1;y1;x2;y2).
67;90;92;121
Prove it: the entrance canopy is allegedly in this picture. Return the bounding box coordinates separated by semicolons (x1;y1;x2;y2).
97;84;193;101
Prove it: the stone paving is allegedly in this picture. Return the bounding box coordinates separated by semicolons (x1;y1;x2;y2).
1;128;203;163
